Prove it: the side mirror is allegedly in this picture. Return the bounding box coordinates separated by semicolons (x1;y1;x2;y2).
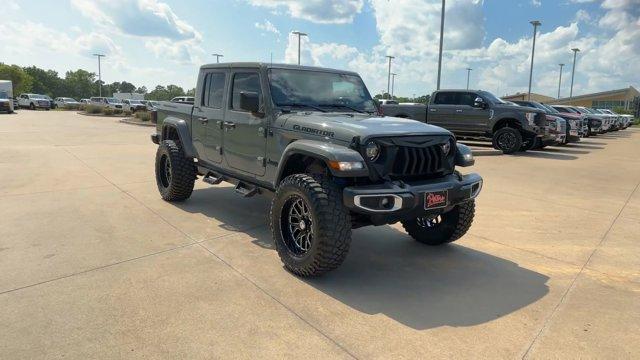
473;97;485;108
239;91;260;113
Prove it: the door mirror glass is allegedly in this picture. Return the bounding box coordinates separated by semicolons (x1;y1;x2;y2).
473;97;485;108
239;91;260;113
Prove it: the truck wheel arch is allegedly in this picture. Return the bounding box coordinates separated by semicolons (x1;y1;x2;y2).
275;140;368;186
492;118;521;134
159;118;196;158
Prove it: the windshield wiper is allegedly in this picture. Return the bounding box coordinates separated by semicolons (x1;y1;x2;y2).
319;104;368;114
278;103;326;112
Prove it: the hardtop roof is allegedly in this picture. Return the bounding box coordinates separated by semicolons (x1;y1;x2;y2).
199;62;360;76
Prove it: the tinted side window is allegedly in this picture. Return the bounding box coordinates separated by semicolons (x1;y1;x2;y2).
231;73;261;110
203;72;225;108
434;92;457;105
458;93;477;107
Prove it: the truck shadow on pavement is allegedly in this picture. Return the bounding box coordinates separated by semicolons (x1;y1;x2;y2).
305;225;550;330
181;187;549;330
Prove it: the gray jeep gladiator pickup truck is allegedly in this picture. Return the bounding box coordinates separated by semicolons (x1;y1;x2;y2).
381;90;552;154
151;63;482;276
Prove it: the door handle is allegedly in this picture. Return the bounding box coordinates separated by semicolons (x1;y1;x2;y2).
429;109;437;112
456;109;463;113
197;117;208;124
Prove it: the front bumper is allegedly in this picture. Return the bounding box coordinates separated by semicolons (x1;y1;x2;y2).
343;172;482;225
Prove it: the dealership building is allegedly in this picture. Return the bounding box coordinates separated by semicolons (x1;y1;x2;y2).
503;86;640;116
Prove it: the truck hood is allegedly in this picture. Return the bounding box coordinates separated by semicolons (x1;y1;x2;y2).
281;113;451;142
494;104;545;115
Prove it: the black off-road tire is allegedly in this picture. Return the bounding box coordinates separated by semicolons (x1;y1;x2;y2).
492;127;523;154
155;140;196;201
29;103;35;110
402;200;475;246
270;174;352;277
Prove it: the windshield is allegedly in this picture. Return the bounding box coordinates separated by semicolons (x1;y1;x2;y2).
107;98;121;103
0;91;8;98
268;69;377;113
541;104;559;113
479;91;507;104
130;100;143;105
63;98;77;102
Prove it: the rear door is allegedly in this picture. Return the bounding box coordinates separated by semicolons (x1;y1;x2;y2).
192;70;227;164
427;91;458;129
222;71;267;176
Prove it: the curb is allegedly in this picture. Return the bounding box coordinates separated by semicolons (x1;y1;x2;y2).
77;111;126;118
119;118;155;127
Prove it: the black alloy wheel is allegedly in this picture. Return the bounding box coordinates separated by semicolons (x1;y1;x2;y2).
281;195;314;256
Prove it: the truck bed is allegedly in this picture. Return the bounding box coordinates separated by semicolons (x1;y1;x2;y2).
380;103;428;122
155;101;194;128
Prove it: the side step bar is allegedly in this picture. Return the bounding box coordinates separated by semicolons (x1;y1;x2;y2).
235;182;259;198
203;172;225;185
202;171;259;198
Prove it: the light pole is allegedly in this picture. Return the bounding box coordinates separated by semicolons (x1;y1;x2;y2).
291;31;308;65
527;20;541;101
466;68;472;90
391;73;397;97
569;48;580;99
557;63;565;99
212;53;223;63
436;0;446;90
93;54;105;97
385;55;395;98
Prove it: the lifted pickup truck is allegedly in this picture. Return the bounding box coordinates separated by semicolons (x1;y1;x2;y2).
151;63;482;276
381;90;551;154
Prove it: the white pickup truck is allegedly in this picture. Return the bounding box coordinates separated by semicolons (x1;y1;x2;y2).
18;93;51;110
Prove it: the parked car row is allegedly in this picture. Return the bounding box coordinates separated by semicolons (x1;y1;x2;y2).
380;89;633;154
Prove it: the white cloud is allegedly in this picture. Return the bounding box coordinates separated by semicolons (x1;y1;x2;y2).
277;0;639;98
531;0;542;7
574;9;592;23
283;33;358;66
6;0;20;10
70;0;200;40
246;0;364;24
70;0;204;64
255;20;280;36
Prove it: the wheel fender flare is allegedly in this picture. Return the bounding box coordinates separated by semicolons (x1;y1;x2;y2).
276;140;368;184
160;117;196;158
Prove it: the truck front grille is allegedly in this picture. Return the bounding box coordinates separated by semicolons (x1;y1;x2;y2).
392;144;445;176
363;135;455;180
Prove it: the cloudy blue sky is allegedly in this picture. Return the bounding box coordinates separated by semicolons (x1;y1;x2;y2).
1;0;638;98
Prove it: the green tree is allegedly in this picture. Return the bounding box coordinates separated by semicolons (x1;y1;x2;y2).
64;69;96;99
0;63;33;95
119;81;136;93
23;66;63;97
148;84;186;101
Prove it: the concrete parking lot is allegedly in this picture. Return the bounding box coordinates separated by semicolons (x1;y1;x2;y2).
1;110;639;359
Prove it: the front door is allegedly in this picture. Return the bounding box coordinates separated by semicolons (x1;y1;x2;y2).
453;92;490;134
192;71;227;164
223;71;267;176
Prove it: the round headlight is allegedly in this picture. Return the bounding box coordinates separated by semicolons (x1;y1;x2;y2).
365;141;381;161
